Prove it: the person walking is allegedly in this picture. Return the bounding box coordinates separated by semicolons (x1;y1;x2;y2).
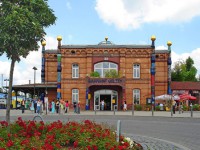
56;100;60;114
51;100;55;113
65;100;69;113
73;102;77;113
33;98;37;113
123;101;127;111
21;99;25;113
36;99;42;114
77;101;80;114
172;100;176;114
101;100;104;111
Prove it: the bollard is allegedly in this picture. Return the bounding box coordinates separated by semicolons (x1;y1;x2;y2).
116;120;121;142
171;105;173;117
152;105;154;116
191;105;193;118
113;105;117;115
46;102;48;115
132;104;134;116
179;105;181;114
95;106;97;115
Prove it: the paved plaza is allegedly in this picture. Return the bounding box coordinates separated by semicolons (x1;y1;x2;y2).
1;109;200;150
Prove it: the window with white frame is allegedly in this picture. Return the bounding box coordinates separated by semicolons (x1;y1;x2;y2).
72;64;79;78
133;89;140;104
72;89;79;103
133;64;140;78
94;62;118;77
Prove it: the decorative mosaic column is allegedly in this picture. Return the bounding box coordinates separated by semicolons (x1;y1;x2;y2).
41;41;46;83
57;36;62;100
150;35;156;115
167;41;172;95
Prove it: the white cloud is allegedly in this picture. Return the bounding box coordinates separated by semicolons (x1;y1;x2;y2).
171;48;200;76
95;0;200;30
155;46;200;75
66;1;72;10
0;36;58;86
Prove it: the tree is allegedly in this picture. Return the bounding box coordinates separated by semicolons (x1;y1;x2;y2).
0;0;56;125
171;57;197;81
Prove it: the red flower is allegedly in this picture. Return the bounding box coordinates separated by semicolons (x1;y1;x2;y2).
21;139;30;146
0;121;8;127
86;145;92;150
73;141;78;148
0;137;4;141
93;145;98;150
6;140;14;147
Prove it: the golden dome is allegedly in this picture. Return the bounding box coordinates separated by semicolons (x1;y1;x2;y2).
57;36;62;41
41;41;46;46
151;35;156;41
105;36;108;41
167;41;172;46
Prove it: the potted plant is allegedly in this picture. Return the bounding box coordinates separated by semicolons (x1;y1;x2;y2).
104;69;119;78
90;71;100;77
135;104;142;111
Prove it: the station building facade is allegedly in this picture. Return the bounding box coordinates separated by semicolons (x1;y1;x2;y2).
42;36;171;110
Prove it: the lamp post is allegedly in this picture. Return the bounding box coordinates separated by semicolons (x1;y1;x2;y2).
33;67;37;98
4;79;9;97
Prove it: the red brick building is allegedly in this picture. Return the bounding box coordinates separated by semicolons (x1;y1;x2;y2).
40;36;171;110
171;82;200;104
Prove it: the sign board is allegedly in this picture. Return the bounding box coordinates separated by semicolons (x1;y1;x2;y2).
112;99;115;104
146;98;151;104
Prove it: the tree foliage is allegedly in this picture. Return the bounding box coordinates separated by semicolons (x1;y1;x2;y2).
171;57;197;81
0;0;56;125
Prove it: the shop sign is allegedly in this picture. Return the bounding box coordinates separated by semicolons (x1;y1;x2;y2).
88;78;123;84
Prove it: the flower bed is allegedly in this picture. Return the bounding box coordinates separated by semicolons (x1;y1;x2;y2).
0;117;143;150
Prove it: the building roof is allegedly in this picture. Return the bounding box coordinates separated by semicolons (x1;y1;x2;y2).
171;81;200;90
12;83;57;93
45;49;169;54
60;44;153;49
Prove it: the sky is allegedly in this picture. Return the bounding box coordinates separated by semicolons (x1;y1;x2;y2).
1;0;200;87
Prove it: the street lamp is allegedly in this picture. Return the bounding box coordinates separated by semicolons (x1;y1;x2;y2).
4;79;9;97
33;67;37;97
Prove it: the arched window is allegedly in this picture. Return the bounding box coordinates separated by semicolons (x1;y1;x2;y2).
94;62;118;77
72;64;79;78
133;89;140;104
133;64;140;78
72;89;79;103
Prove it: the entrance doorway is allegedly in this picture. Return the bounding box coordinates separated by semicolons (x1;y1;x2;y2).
94;89;118;111
100;95;111;110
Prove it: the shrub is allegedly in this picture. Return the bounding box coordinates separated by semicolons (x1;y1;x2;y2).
135;104;142;111
90;71;100;77
105;69;119;78
192;104;199;111
0;117;143;150
155;106;161;111
182;105;188;111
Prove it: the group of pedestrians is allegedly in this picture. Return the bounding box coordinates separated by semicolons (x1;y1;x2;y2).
47;99;80;114
30;98;43;114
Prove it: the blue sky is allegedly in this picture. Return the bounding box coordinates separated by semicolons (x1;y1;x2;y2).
1;0;200;86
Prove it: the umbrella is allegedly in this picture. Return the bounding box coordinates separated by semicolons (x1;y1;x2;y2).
179;94;196;100
155;94;180;101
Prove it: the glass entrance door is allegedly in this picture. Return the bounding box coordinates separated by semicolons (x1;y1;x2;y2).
94;90;118;111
